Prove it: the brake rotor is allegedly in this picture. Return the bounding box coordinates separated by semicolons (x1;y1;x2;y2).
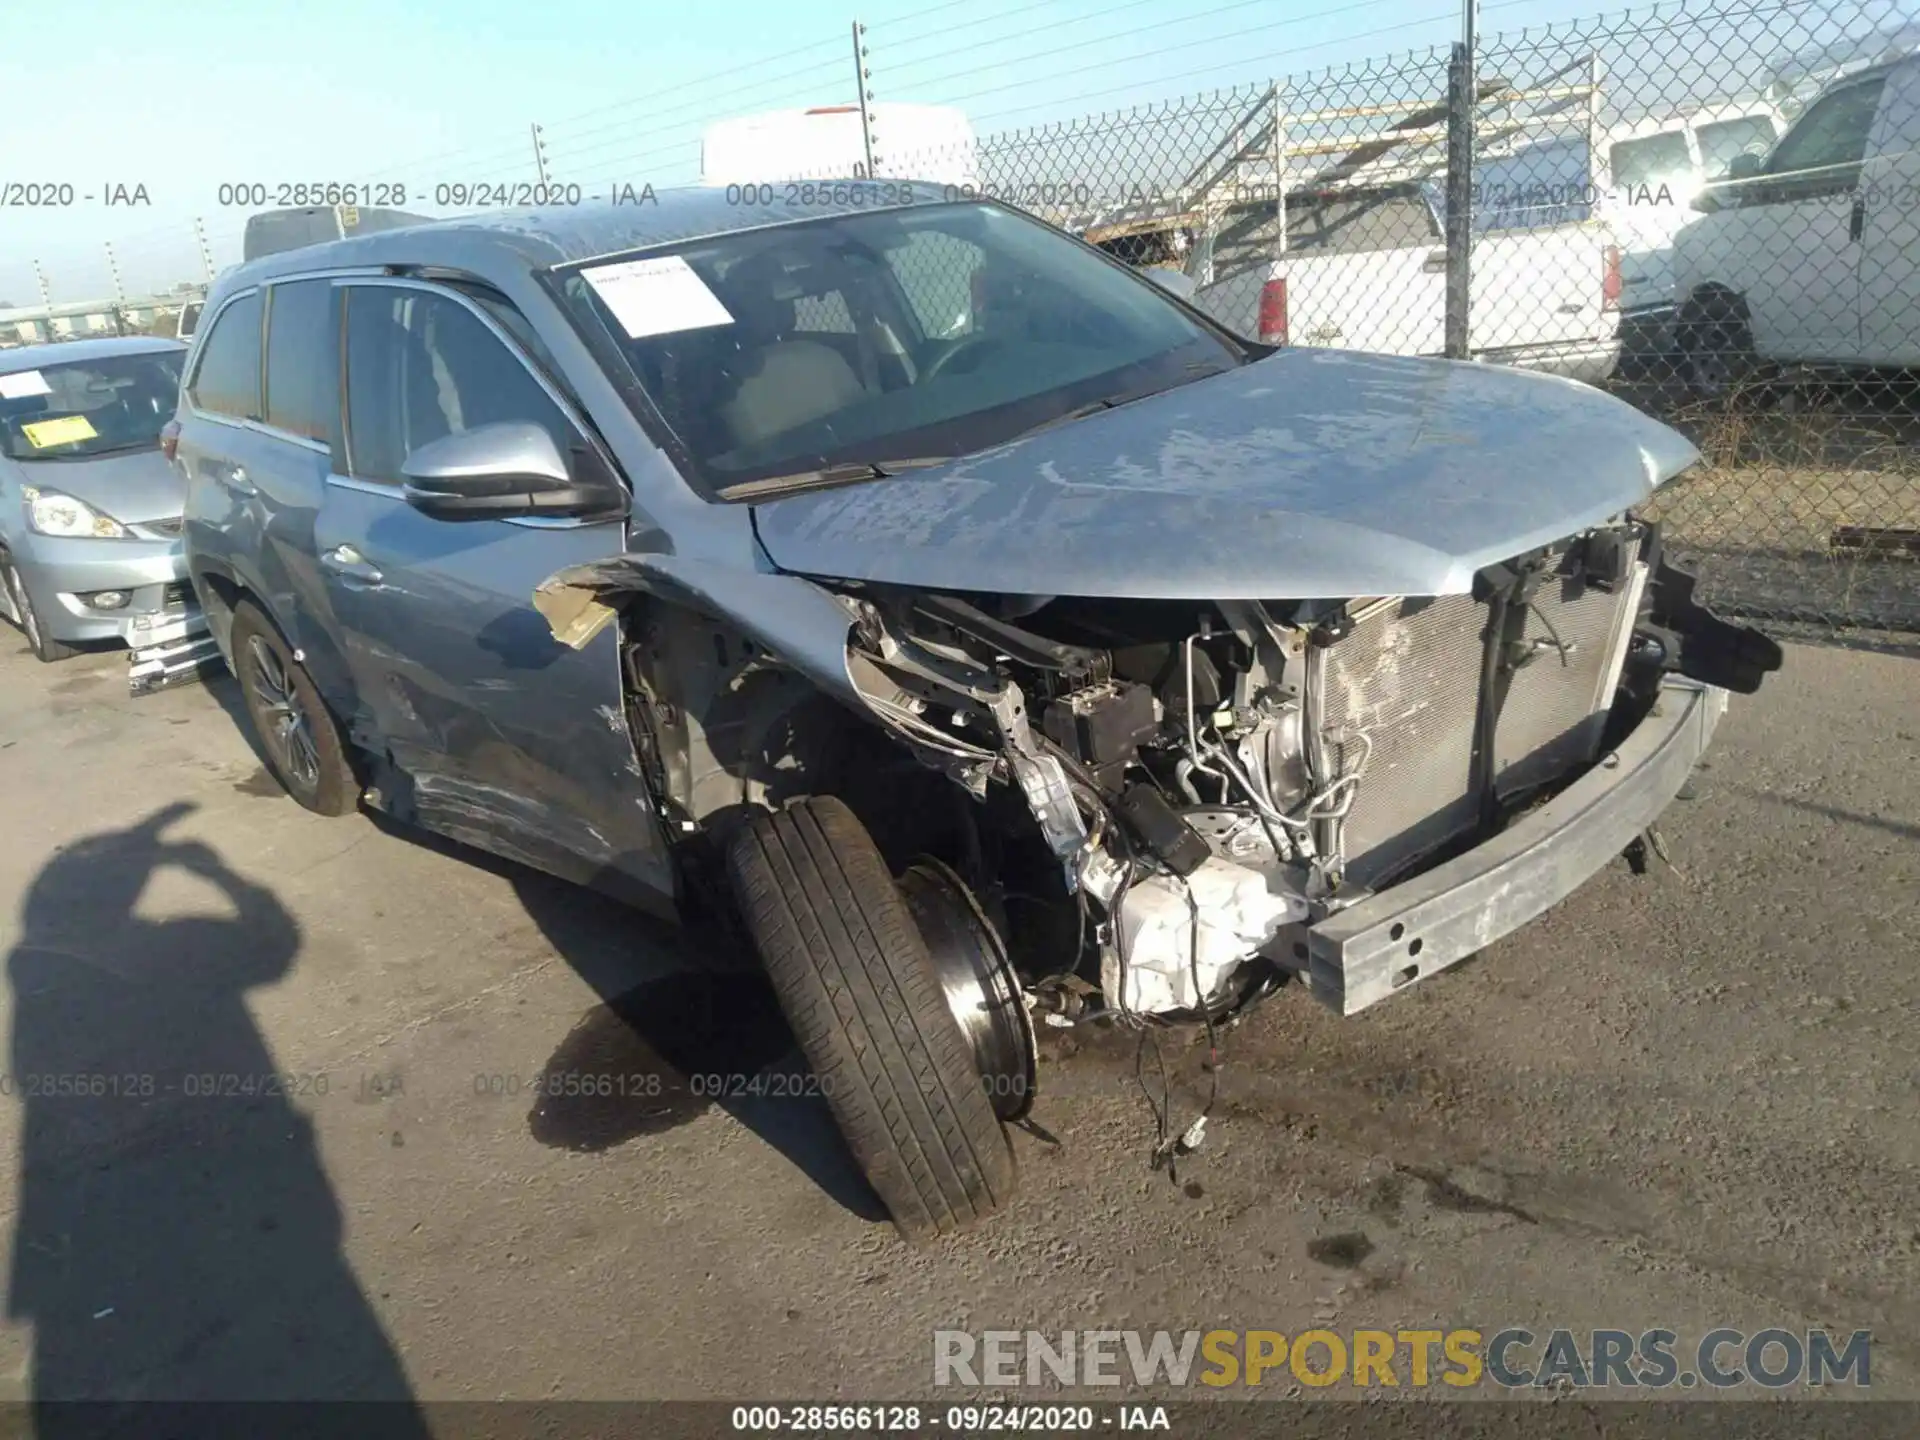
897;857;1038;1122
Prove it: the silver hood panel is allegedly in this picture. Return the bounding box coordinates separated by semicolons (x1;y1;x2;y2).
751;348;1700;600
13;447;185;527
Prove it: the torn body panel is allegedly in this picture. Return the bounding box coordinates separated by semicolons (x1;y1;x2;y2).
533;512;1773;1026
535;555;872;849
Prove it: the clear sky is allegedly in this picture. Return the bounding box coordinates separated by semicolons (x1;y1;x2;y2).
0;0;1869;304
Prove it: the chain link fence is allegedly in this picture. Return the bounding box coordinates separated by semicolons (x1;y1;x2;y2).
896;0;1920;635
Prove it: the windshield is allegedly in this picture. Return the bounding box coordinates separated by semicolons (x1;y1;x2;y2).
558;200;1242;497
0;350;184;462
1695;116;1779;177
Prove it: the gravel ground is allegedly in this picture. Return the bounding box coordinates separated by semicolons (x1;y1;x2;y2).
0;630;1913;1407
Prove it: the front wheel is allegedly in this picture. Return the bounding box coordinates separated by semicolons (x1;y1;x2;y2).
1678;304;1760;402
1;554;81;663
727;796;1017;1240
229;601;359;816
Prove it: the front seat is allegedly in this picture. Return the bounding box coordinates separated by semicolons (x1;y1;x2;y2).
716;253;867;451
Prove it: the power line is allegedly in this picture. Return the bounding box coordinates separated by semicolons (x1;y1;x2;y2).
885;0;1319;88
863;0;985;37
873;0;1164;67
534;34;847;135
935;0;1424;111
537;54;848;162
967;9;1463;126
541;58;849;174
554;0;1405;180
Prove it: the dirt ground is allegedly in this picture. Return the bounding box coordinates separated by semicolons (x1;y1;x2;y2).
0;629;1914;1407
1618;372;1920;631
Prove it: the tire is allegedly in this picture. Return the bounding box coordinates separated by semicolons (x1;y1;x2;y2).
1;553;81;663
1678;302;1758;403
727;795;1016;1240
229;601;358;816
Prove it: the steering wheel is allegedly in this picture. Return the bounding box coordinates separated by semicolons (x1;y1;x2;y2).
919;333;1006;383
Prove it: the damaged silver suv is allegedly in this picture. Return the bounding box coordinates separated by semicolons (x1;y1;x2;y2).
178;184;1779;1240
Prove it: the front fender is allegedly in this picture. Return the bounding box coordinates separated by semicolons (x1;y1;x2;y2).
533;553;864;705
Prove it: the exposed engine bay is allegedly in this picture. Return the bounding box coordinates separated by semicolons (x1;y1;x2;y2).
806;517;1771;1027
560;514;1778;1056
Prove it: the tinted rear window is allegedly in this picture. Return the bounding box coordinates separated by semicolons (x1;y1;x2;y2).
1290;190;1438;252
265;280;339;444
189;292;264;420
1611;132;1693;190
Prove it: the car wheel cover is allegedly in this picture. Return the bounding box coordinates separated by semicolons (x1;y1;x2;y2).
246;633;320;789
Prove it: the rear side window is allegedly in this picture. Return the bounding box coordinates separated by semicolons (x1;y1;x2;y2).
1610;132;1693;190
1290;190;1438;253
188;291;263;420
264;280;340;445
343;285;573;484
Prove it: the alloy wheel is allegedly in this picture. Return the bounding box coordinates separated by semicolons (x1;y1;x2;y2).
245;633;320;790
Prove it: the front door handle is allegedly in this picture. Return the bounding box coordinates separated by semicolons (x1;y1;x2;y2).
320;544;384;585
1423;249;1450;273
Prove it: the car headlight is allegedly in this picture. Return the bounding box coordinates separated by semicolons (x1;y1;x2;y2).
21;485;128;539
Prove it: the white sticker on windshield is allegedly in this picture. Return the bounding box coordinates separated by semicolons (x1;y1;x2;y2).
0;370;53;399
582;255;734;340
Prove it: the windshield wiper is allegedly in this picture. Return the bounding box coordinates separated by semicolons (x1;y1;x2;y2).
15;440;155;462
718;456;954;500
1008;364;1232;444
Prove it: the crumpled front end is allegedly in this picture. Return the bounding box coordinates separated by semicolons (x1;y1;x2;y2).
534;512;1776;1029
830;517;1777;1021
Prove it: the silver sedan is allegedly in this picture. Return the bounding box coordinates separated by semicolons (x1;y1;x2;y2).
0;336;217;689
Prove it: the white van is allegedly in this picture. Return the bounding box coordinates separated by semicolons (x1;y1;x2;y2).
700;103;978;189
1672;54;1920;388
1603;102;1789;317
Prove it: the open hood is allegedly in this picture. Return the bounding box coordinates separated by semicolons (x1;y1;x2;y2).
750;348;1700;600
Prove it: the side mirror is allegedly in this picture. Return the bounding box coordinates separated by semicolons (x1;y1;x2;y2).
1146;268;1198;301
401;422;626;523
1693;152;1767;213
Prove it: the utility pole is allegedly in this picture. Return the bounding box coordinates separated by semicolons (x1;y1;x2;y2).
1442;0;1478;359
31;261;52;343
531;123;551;187
193;217;217;283
104;241;129;335
852;20;877;179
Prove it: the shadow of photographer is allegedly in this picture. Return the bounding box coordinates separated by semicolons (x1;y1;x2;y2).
5;802;427;1431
